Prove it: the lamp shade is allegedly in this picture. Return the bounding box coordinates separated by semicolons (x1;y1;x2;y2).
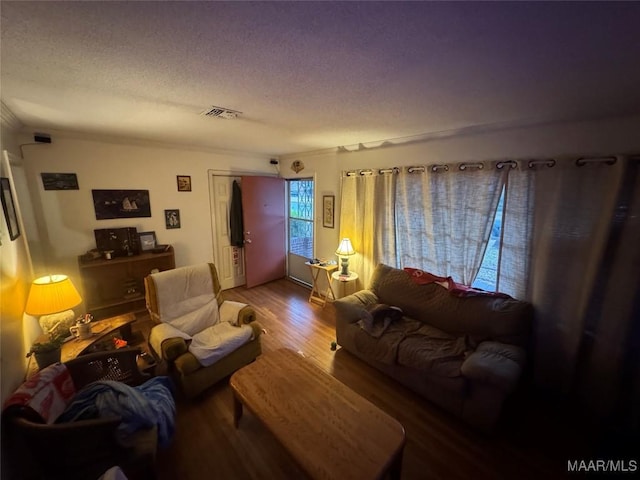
25;275;82;316
335;238;355;256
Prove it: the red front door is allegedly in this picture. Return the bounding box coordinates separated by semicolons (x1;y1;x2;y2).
241;176;286;288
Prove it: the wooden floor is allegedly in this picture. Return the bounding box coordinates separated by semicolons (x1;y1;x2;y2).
136;278;591;480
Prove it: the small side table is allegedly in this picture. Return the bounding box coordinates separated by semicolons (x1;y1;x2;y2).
332;271;359;299
305;262;338;307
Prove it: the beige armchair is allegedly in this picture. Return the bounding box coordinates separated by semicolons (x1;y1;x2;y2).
144;263;262;399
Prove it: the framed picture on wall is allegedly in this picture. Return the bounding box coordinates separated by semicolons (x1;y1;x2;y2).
323;195;335;229
41;172;79;190
92;189;151;219
177;175;191;192
165;209;181;229
1;177;20;240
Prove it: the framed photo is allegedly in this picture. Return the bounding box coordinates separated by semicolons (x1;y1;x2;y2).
165;209;181;229
92;189;151;219
323;195;335;229
1;177;20;240
138;231;157;251
41;172;79;190
177;175;192;192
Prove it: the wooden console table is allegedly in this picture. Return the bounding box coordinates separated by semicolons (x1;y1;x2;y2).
230;348;405;479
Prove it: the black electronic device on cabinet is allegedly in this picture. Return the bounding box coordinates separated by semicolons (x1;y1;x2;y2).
94;227;140;257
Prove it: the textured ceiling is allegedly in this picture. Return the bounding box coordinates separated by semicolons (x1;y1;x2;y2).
2;1;640;156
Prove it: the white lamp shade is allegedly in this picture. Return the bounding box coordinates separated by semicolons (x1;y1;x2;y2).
335;238;355;256
25;275;82;316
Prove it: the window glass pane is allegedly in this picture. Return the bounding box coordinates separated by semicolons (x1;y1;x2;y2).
472;187;505;291
290;180;313;220
288;179;314;258
289;219;313;258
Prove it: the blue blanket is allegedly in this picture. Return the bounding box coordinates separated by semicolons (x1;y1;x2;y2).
56;376;175;448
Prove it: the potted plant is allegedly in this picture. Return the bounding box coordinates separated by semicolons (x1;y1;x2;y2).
27;323;67;369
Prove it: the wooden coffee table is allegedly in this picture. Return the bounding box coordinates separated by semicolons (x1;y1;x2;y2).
230;348;405;480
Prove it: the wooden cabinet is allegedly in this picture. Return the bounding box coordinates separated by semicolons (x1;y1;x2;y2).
78;247;175;319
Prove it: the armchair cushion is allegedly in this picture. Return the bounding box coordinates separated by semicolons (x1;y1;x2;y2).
152;263;220;334
189;322;254;367
170;299;218;336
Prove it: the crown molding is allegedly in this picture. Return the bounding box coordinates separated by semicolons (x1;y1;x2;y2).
0;102;24;131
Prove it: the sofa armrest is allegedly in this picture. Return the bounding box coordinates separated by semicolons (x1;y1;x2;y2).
334;289;380;324
461;341;526;393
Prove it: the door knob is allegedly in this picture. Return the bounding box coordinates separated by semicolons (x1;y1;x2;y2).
245;239;252;244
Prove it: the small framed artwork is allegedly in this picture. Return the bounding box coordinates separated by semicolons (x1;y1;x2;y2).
1;177;20;240
177;175;192;192
165;209;181;229
323;195;335;229
138;231;157;251
92;189;151;219
41;172;79;190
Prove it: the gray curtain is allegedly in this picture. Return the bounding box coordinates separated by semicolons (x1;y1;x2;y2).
396;164;504;285
340;163;504;287
523;157;639;427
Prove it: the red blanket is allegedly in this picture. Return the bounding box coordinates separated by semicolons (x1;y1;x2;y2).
3;363;76;423
403;268;511;299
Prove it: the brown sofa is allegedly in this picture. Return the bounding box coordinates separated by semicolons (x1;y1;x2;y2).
334;264;532;431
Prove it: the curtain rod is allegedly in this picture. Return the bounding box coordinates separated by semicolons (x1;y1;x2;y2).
342;156;619;176
576;156;617;166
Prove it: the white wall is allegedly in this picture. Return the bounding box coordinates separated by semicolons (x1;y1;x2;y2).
1;118;34;402
19;130;273;291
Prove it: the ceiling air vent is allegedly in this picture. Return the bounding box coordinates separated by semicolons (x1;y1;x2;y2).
200;106;242;119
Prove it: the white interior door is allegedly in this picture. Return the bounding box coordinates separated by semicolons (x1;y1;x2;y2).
211;175;246;289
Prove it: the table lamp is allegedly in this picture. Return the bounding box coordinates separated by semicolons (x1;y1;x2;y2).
25;274;83;338
335;238;356;276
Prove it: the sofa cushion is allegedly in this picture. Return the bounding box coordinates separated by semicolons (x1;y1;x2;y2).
397;324;469;377
353;317;422;365
460;341;526;392
368;264;532;346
